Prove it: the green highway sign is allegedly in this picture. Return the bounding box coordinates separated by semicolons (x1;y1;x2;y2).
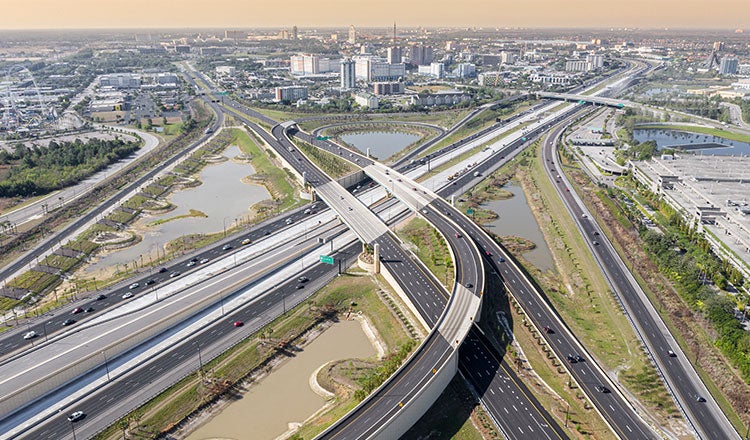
316;136;331;141
320;255;334;265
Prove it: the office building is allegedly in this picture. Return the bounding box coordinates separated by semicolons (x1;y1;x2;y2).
586;54;604;69
500;51;517;64
292;26;298;40
348;25;357;44
341;59;356;89
373;82;404;95
430;62;445;78
354;57;405;82
290;54;339;76
720;57;739;75
713;41;725;51
274;86;308;102
387;47;402;64
409;44;434;65
453;63;476;78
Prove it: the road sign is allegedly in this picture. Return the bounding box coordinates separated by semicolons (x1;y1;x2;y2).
319;255;334;265
316;136;331;141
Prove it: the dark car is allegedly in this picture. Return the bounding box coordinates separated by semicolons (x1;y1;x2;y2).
145;279;156;286
566;354;577;363
296;284;305;289
62;319;76;326
298;276;309;283
96;294;107;301
497;257;506;263
544;326;553;334
695;395;706;402
574;354;584;362
595;385;610;393
85;307;95;313
159;267;168;273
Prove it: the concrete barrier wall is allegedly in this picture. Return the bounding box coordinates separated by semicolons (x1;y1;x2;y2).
379;264;430;333
336;170;366;189
372;350;458;439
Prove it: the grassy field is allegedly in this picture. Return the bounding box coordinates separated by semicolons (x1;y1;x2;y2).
636;123;750;143
518;139;680;426
397;217;454;290
295;139;358;179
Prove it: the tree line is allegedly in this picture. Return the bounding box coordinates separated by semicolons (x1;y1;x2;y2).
0;138;139;198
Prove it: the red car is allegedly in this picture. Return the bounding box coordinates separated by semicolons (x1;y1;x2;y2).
233;321;244;327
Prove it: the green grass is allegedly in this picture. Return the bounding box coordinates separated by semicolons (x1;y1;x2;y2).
636;124;750;143
147;209;206;226
295;139;358;179
231;127;300;212
398;217;454;290
516;139;679;420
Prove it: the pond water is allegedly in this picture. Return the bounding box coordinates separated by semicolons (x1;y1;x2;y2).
339;131;421;161
83;145;270;273
633;129;750;156
186;319;376;440
482;183;555;272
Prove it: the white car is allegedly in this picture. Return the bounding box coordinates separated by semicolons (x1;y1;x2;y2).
67;411;85;422
122;292;134;299
23;331;37;340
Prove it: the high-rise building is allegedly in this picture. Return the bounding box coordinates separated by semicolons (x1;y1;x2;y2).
409;45;434;66
586;54;604;69
348;25;357;45
373;82;404;95
719;57;739;75
354;57;405;82
292;26;298;40
429;62;445;78
387;47;402;64
500;51;517;64
713;41;725;51
340;58;356;89
454;63;476;78
290;54;339;75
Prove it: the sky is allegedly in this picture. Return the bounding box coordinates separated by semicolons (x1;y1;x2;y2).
1;0;748;30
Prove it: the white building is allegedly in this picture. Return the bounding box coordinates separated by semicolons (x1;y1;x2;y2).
275;86;308;102
500;51;517;64
340;59;356;89
215;66;236;76
354;92;378;109
354;57;405;82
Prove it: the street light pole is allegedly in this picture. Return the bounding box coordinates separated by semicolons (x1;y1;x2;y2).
103;351;111;382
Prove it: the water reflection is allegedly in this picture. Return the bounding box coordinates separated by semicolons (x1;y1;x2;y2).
633;129;750;156
340;131;420;161
84;145;270;273
482;183;555;272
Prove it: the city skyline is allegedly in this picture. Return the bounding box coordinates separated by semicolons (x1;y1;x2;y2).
1;0;749;30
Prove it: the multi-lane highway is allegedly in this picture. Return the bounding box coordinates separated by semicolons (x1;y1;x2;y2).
541;118;741;440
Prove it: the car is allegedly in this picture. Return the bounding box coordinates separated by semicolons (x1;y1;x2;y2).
695;395;706;402
582;214;587;218
485;250;492;256
122;292;134;299
145;279;156;286
67;411;85;422
129;283;140;289
233;321;244;327
593;231;600;236
285;218;294;225
454;232;462;238
72;308;83;314
62;319;76;326
23;331;37;340
595;385;610;393
298;276;309;283
158;267;168;273
304;208;311;215
96;294;107;300
574;354;584;362
186;261;197;267
544;326;553;334
498;257;506;263
593;241;600;246
190;257;198;263
668;350;676;357
222;244;233;251
200;258;210;264
397;178;402;182
296;284;304;289
566;354;577;363
85;307;95;313
347;206;353;211
565;188;570;192
412;187;417;191
170;271;181;278
241;238;252;245
465;282;473;288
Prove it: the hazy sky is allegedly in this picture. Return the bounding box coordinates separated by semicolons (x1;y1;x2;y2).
1;0;748;30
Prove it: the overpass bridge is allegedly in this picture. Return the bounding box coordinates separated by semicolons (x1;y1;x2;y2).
537;91;633;109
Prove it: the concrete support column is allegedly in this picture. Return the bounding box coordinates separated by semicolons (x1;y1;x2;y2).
374;243;380;274
451;195;455;206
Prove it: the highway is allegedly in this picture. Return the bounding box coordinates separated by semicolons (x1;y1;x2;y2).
6;67;635;439
0;100;225;296
541;117;741;439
